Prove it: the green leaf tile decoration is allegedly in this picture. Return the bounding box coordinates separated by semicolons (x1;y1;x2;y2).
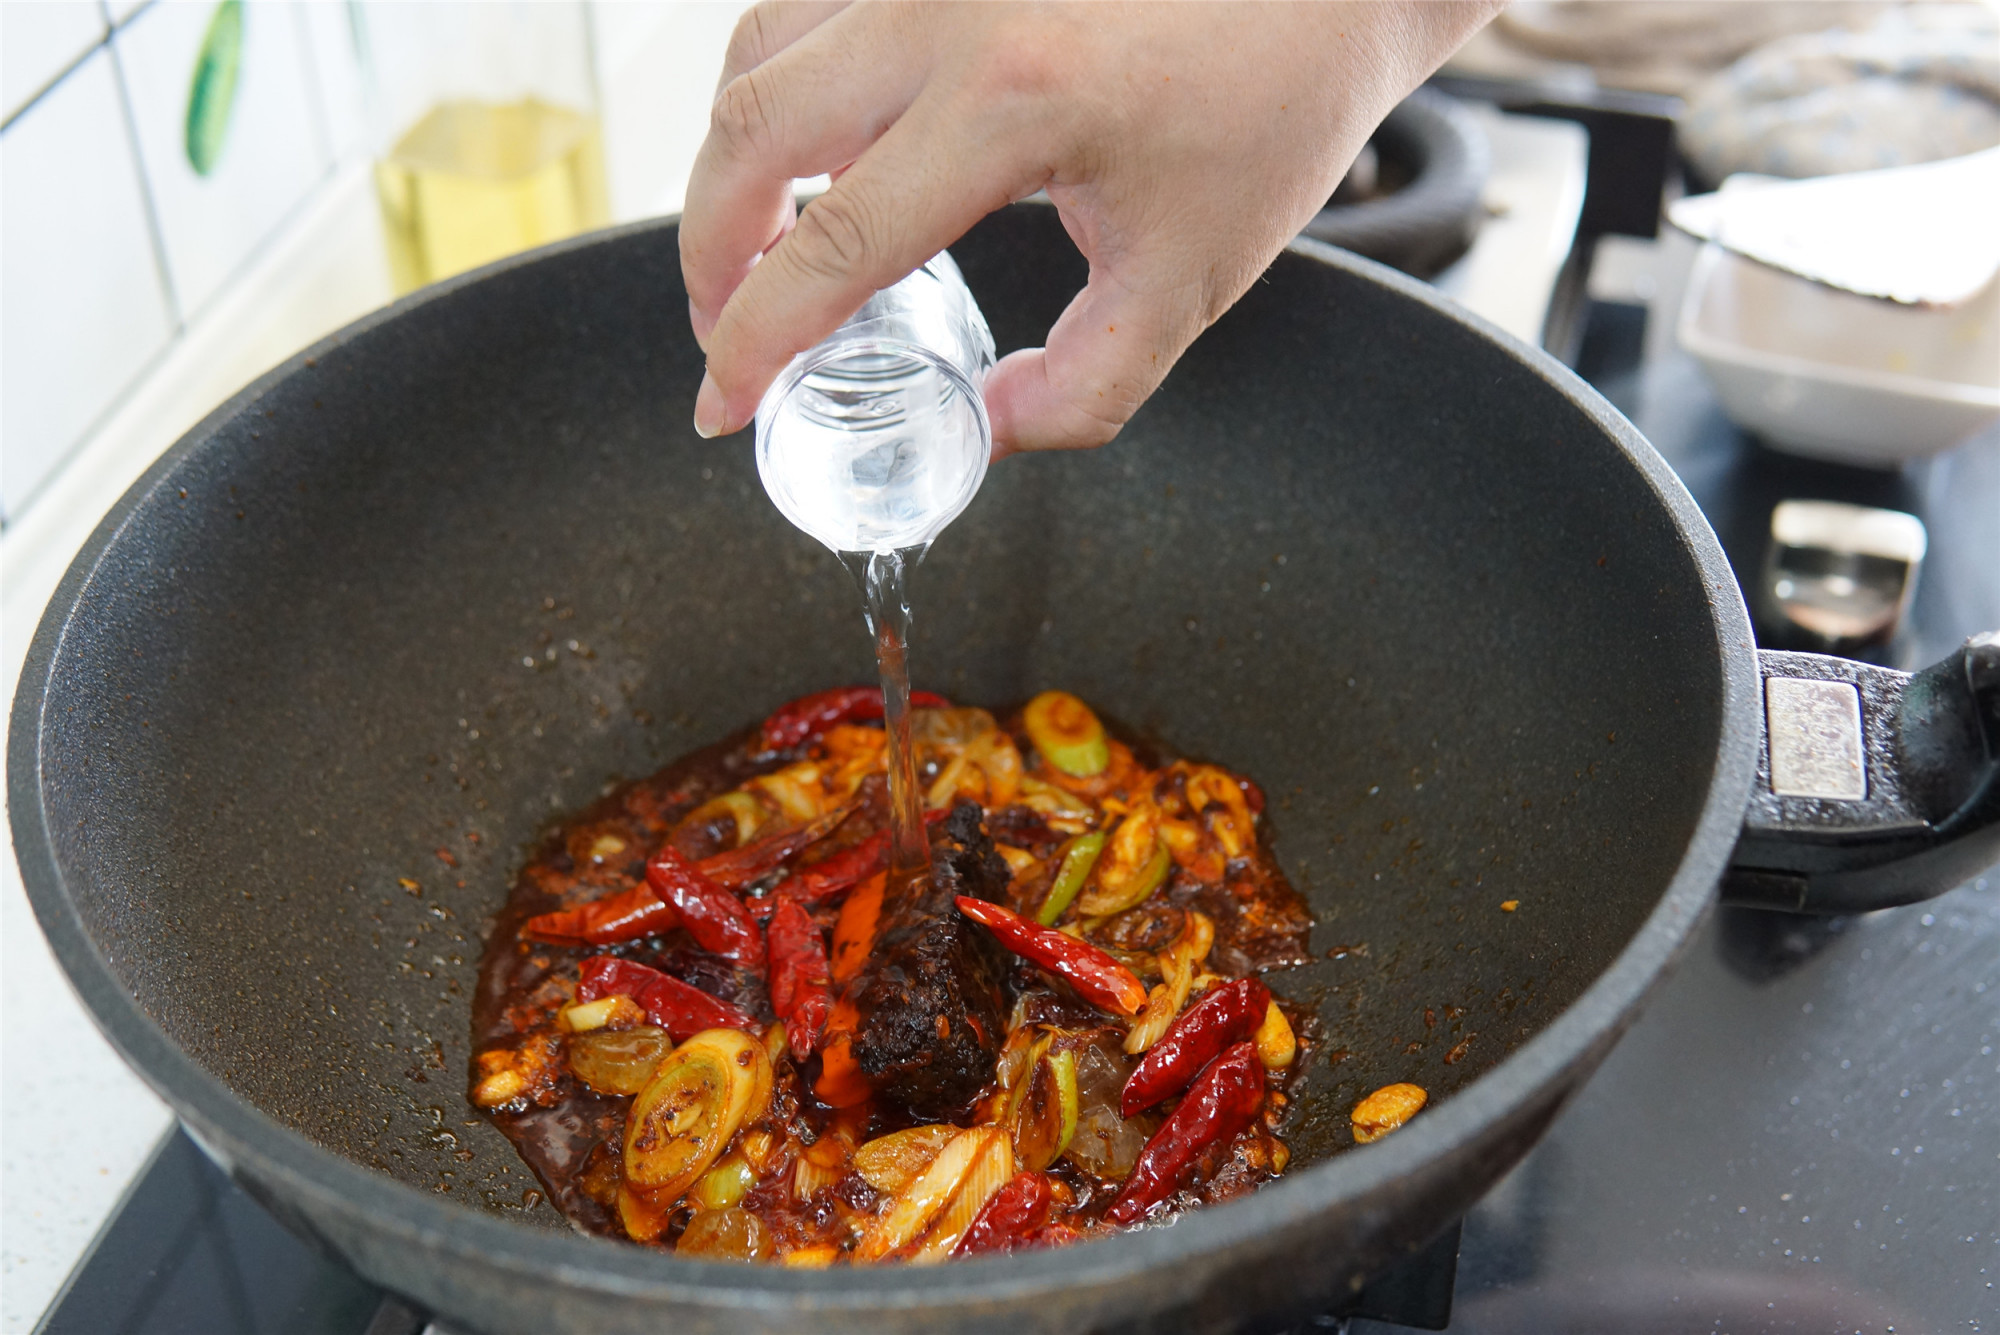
185;0;243;176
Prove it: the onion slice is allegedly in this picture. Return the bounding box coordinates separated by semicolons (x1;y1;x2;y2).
1254;1001;1297;1070
854;1124;958;1195
622;1028;772;1206
566;1025;672;1096
1011;1046;1080;1172
911;1130;1017;1262
1076;806;1169;917
1124;911;1216;1053
855;1127;1007;1262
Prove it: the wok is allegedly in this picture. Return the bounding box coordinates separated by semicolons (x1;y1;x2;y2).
11;203;1997;1335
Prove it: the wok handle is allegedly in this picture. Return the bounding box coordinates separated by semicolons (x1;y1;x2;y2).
1723;631;2000;914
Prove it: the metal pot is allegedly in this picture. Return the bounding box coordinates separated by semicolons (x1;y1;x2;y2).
10;203;1995;1335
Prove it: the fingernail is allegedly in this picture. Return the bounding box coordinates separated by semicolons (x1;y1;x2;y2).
693;372;724;439
688;298;715;351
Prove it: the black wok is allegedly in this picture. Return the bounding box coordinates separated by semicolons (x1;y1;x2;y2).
11;204;1997;1335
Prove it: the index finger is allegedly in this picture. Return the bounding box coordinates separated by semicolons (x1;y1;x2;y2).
696;92;1044;436
713;1;850;91
680;6;929;347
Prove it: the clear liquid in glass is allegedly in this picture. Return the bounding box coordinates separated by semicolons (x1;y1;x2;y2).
761;349;986;555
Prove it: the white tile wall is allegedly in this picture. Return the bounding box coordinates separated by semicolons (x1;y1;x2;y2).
295;0;366;163
103;0;154;28
2;0;742;529
115;0;328;316
0;0;106;123
1;49;174;519
591;0;746;220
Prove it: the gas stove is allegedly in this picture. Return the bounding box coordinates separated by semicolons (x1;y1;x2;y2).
34;277;1998;1335
22;91;2000;1335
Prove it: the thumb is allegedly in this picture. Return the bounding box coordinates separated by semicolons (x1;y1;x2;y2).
983;256;1217;457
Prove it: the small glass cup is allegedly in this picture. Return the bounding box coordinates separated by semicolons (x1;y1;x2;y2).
754;251;995;555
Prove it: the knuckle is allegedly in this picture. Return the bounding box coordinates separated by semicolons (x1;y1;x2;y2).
955;6;1085;107
1059;378;1139;448
1194;251;1265;329
710;69;781;158
975;38;1068;104
1049;337;1178;450
723;7;773;75
787;191;878;283
1198;275;1236;332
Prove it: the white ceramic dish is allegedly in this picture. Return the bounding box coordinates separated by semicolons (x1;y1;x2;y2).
1677;242;2000;466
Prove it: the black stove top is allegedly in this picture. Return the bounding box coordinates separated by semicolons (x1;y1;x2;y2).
36;292;1999;1335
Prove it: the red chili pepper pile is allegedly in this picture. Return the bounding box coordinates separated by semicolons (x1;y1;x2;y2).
1121;976;1271;1116
647;845;764;972
773;831;889;908
699;805;855;889
521;883;678;947
954;1170;1057;1256
1105;1041;1265;1224
765;807;950;917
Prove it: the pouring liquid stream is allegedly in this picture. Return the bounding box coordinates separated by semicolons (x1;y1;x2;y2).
759;253;995;891
842;547;931;889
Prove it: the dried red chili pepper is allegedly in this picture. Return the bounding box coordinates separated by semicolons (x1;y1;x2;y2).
1120;976;1272;1116
782;831;886;903
953;896;1148;1016
759;686;950;751
770;808;948;911
1104;1041;1264;1225
521;883;678;946
952;1170;1056;1256
1024;1222;1085;1249
576;956;754;1039
697;804;855;889
766;897;831;1061
647;845;763;971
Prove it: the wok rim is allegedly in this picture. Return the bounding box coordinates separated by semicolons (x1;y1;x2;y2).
7;211;1760;1317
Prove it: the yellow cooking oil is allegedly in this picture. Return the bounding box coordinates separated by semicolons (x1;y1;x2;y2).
375;97;609;293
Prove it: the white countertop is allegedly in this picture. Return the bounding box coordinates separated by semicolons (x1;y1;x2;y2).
0;111;1585;1333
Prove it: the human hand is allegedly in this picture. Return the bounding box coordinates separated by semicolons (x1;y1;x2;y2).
681;1;1498;455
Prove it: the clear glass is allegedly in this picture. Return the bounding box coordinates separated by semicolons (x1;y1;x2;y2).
354;1;608;293
755;251;996;555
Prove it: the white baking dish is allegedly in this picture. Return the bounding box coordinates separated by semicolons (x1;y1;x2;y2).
1676;242;2000;466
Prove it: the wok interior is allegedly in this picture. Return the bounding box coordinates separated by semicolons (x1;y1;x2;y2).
38;206;1722;1228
